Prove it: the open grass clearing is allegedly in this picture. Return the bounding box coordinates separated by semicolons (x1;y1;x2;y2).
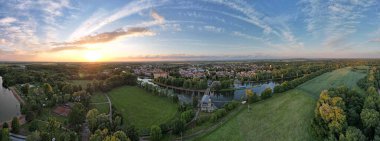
107;86;178;129
199;67;366;141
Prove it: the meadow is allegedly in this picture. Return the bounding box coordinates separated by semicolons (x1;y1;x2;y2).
200;67;366;141
89;92;109;114
107;86;178;129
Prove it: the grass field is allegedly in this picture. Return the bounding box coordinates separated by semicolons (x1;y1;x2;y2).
90;92;109;114
200;67;366;141
107;86;178;129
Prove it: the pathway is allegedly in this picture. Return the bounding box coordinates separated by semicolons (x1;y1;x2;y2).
105;94;113;123
154;82;206;93
10;133;26;141
81;121;91;141
9;87;25;105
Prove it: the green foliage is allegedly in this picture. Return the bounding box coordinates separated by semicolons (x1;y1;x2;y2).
11;117;20;133
26;131;41;141
150;125;162;141
125;125;139;141
1;128;10;141
341;126;366;141
180;110;195;123
361;109;379;128
172;119;186;135
261;88;273;99
68;102;86;130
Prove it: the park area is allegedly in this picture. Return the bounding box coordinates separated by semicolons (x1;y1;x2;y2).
199;67;366;141
106;86;178;129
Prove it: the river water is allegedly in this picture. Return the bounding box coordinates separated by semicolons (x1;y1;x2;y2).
139;78;278;108
0;76;21;123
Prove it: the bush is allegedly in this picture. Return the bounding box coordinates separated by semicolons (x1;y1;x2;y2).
261;88;272;99
172;119;185;135
180;110;195;123
28;121;39;132
11;117;20;133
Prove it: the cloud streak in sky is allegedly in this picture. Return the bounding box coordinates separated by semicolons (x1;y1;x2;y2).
67;27;155;45
69;0;167;40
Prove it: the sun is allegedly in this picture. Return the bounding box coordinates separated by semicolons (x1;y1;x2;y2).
84;51;102;62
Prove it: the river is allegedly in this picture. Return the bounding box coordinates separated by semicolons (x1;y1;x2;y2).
139;78;278;108
0;76;21;123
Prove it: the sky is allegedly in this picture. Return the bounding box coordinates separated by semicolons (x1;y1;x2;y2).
0;0;380;62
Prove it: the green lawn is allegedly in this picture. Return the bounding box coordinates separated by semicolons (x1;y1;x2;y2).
297;67;366;98
200;67;366;141
107;86;178;129
90;92;109;114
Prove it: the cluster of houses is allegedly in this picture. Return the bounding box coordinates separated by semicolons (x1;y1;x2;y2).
179;68;206;78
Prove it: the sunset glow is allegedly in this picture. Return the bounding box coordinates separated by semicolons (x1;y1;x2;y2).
0;0;379;62
84;51;102;62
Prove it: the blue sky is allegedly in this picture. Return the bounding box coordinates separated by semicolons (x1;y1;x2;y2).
0;0;379;61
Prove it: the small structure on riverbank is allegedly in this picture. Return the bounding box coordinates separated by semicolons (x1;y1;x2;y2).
200;95;216;112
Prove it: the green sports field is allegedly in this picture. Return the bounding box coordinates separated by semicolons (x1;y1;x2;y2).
107;86;178;129
200;67;366;141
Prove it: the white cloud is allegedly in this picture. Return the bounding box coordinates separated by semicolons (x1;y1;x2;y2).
232;31;261;41
69;0;167;40
202;25;224;33
301;0;376;48
0;17;17;25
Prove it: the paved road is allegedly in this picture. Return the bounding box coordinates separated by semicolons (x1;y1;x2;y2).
105;94;113;123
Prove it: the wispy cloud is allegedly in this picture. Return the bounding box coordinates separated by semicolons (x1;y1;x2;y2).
69;0;167;40
232;31;261;41
116;53;270;61
0;17;17;25
301;0;376;48
201;25;224;33
44;46;87;53
65;27;155;45
369;38;380;42
203;0;303;49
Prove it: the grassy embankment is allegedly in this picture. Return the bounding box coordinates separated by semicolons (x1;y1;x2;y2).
200;67;366;141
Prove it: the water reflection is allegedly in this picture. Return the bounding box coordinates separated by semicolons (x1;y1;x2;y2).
0;76;21;122
138;78;278;108
210;81;277;107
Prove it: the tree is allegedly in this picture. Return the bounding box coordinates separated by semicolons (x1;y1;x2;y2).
125;125;139;141
361;108;379;128
2;122;9;129
261;88;273;99
47;118;61;139
150;125;162;141
21;83;30;95
246;89;259;103
86;109;100;132
68;103;86;130
11;117;20;133
363;96;377;109
173;119;185;135
113;131;130;141
27;131;41;141
192;96;198;108
342;126;366;141
1;128;10;141
42;83;53;99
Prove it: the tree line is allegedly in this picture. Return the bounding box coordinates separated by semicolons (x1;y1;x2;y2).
312;67;380;140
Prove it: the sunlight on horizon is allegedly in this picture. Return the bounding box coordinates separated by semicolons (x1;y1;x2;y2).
84;51;103;62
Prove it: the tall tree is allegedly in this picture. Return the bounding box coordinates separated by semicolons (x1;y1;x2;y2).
150;125;162;141
11;117;20;133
